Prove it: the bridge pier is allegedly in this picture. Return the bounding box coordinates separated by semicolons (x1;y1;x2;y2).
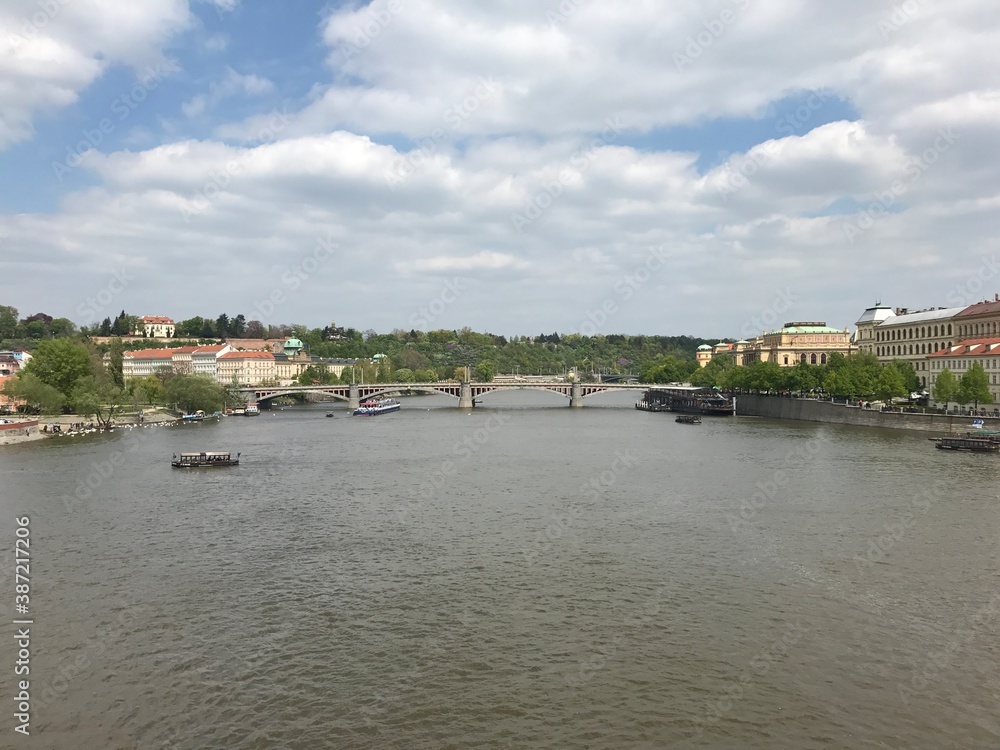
348;383;360;411
570;381;584;407
459;382;474;409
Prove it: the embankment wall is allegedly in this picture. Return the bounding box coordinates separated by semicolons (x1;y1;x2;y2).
734;396;993;434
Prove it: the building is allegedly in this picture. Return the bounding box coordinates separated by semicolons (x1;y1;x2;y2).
137;316;175;338
216;351;276;386
191;344;233;380
122;348;175;381
953;297;1000;340
928;337;1000;410
868;306;965;388
0;375;26;411
695;345;712;367
853;303;896;354
740;322;852;367
0;350;30;377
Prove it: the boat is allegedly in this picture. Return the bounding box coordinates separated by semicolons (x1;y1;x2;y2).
181;410;206;422
326;412;335;418
171;451;241;467
675;414;702;424
244;403;259;416
353;398;401;416
636;386;735;416
932;437;1000;452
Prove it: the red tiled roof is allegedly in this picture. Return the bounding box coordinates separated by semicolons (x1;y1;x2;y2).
954;301;1000;318
219;351;275;360
194;345;229;354
928;337;1000;358
170;346;199;355
124;348;174;360
142;316;174;324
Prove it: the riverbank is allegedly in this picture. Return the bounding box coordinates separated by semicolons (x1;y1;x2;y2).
735;394;990;434
1;408;180;446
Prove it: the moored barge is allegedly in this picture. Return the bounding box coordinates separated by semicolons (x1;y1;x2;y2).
636;386;735;416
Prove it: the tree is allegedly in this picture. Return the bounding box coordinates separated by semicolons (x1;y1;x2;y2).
111;310;129;336
0;305;17;340
2;373;65;414
958;363;992;411
108;337;125;387
230;314;246;338
216;314;230;340
71;374;126;428
394;368;414;382
20;338;93;398
933;368;959;406
48;318;78;338
475;361;495;382
165;375;225;414
874;366;906;402
245;319;266;339
99;317;112;336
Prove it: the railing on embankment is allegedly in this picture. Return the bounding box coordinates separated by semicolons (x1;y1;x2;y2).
735;395;987;434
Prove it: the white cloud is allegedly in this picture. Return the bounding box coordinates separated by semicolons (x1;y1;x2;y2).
0;0;191;150
2;0;1000;335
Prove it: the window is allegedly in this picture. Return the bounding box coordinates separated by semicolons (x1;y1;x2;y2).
783;356;788;365
821;353;827;364
810;354;817;364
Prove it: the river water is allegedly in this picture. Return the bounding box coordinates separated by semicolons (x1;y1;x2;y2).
2;390;999;749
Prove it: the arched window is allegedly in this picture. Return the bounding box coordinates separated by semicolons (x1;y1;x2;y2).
783;356;788;365
810;354;817;364
948;324;952;335
821;353;827;364
800;353;807;363
909;344;914;355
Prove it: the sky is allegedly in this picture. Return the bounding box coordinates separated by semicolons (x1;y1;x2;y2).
1;0;998;339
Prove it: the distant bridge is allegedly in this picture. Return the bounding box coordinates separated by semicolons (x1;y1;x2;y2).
237;381;647;409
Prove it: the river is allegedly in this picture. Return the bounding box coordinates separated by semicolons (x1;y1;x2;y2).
2;390;999;748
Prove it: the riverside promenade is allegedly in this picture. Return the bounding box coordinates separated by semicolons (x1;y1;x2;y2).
735;394;992;434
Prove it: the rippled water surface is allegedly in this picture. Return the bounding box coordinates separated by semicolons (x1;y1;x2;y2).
3;391;1000;749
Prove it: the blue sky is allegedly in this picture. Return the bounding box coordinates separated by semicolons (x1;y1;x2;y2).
1;0;997;336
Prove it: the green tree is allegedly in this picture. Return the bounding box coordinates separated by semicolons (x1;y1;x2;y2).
933;368;959;406
0;305;17;340
21;338;93;398
2;373;65;414
165;375;225;414
874;366;907;402
394;368;414;382
958;363;992;410
475;361;495;382
108;337;125;387
71;374;126;428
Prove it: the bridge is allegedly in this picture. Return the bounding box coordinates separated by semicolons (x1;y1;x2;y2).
237;381;648;410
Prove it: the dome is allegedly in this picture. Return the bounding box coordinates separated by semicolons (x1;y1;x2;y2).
736;339;749;344
284;338;304;349
697;344;712;350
